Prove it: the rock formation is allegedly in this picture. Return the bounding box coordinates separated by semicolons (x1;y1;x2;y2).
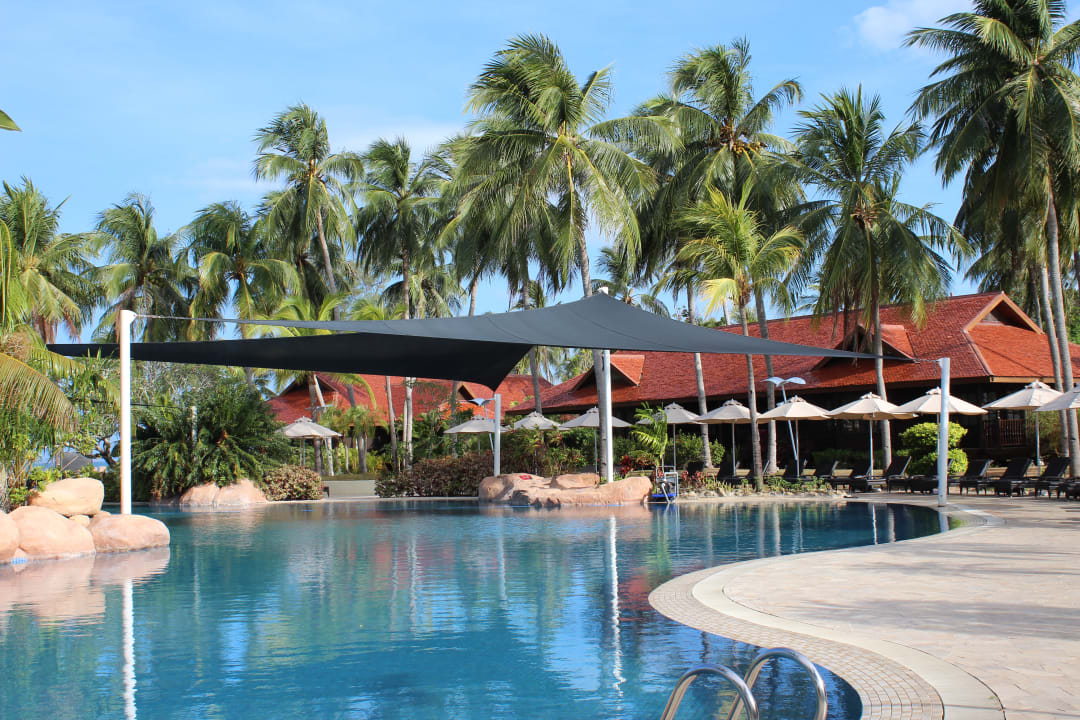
28;477;104;517
0;511;19;564
478;473;651;507
89;514;171;553
9;506;96;560
178;478;268;508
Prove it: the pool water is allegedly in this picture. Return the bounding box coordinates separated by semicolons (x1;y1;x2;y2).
0;501;951;720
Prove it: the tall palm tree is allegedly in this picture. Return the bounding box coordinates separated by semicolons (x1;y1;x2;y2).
459;33;662;477
631;39;803;471
253;104;363;310
678;187;804;488
792;87;962;466
356;137;453;464
0;179;98;342
908;0;1080;470
94;193;193;341
0;109;17;131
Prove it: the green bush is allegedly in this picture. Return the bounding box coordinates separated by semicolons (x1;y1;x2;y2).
134;376;290;499
376;452;495;497
261;464;323;501
899;421;968;475
501;429;588;477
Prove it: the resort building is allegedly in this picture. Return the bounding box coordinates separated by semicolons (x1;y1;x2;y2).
530;292;1080;462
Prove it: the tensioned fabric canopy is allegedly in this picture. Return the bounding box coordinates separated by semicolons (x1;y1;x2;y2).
49;293;878;389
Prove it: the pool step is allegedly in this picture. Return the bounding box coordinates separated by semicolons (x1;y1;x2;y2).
658;647;827;720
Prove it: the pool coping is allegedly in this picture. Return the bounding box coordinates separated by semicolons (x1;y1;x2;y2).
648;499;1004;720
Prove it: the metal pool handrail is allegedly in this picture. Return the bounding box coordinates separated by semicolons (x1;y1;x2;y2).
725;647;828;720
658;664;759;720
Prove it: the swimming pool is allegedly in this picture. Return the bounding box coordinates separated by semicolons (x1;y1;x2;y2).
0;500;951;719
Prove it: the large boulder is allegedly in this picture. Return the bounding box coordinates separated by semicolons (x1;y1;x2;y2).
478;473;546;502
480;474;651;507
212;478;268;507
28;477;104;517
9;506;95;560
90;514;170;553
0;511;19;564
550;472;600;490
177;483;220;506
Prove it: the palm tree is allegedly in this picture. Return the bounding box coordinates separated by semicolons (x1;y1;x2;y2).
187;201;298;382
459;34;662;477
908;0;1080;471
253;104;363;310
631;39;803;471
356;137;452;464
0;109;17;131
0;179;98;342
94;193;193;341
792;87;962;466
349;296;406;471
678;187;803;488
593;246;670;316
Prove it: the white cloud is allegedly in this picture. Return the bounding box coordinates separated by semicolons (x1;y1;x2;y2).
854;0;971;52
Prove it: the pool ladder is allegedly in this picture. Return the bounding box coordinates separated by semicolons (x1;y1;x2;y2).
658;647;828;720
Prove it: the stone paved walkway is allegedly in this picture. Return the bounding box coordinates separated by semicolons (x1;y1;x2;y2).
650;494;1080;720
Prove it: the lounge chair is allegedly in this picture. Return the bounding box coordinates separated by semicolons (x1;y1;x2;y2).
716;460;742;485
988;457;1033;496
828;465;863;491
780;458;804;482
850;456;910;493
956;459;993;494
1063;481;1080;500
807;459;838;485
1031;457;1071;497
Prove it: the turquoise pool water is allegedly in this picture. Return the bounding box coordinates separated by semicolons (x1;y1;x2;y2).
0;501;950;719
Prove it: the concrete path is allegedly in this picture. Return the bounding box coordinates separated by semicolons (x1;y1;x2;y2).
651;494;1080;720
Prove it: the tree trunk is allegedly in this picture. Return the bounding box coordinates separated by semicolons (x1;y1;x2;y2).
314;209;338;300
358;431;368;474
872;293;891;468
754;287;778;473
686;287;712;467
1038;263;1067;452
740;302;763;488
308;380;323;475
401;251;413;468
1045;193;1080;475
384;376;399;471
519;279;544;414
576;236;608;480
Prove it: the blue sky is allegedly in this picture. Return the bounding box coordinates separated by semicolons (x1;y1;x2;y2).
3;0;1005;334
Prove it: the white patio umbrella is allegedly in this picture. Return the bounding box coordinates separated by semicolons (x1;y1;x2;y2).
559;407;632;466
1036;384;1080;412
697;399;752;477
512;411;561;431
758;396;831;470
829;393;915;478
444;418;506;434
984;381;1062;464
893;387;988;416
636;402;701;469
280;417;342;474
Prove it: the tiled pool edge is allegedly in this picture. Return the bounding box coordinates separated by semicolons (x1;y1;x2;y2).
648;501;1004;720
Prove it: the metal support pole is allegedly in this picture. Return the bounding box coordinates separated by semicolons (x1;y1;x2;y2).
602;349;614;484
493;393;501;476
119;309;135;516
937;357;951;507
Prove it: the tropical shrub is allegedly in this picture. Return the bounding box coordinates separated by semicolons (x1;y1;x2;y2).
134;376;290;498
376;452;494;497
261;464;322;501
898;422;968;475
631;404;668;473
501;428;588;477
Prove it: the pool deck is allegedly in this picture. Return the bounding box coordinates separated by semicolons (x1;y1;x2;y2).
649;494;1080;720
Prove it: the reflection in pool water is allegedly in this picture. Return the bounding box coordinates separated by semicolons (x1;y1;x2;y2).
0;501;952;720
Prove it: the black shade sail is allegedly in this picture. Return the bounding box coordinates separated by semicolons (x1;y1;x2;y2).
49;293;877;389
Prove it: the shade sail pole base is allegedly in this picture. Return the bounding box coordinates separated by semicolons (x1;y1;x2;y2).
602;350;614;484
937;357;951;507
493;393;501;476
119;309;135;516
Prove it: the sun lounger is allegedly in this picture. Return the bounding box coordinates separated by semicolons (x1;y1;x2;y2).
850;456;910;493
989;457;1034;496
807;459;838;485
716;460;742;485
1030;457;1071;497
780;458;804;482
912;458;991;494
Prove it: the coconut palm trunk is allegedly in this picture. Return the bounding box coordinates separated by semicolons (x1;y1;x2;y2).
686;287;712;467
384;376;399;471
739;301;763;488
1038;263;1067;452
308;380;323;475
1046;195;1080;475
577;237;609;480
402;251;414;467
754;287;778;472
872;291;891;468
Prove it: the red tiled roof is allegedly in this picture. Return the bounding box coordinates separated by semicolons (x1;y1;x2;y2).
534;292;1080;413
267;373;548;424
